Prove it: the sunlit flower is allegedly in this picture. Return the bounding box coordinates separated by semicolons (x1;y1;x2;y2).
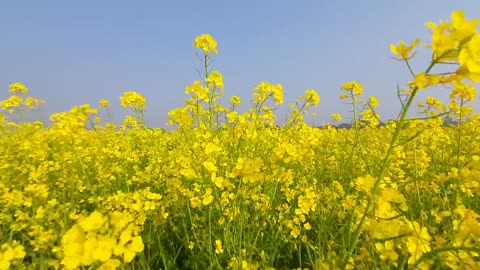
230;96;241;105
194;33;218;54
9;82;29;94
390;39;420;60
120;91;146;109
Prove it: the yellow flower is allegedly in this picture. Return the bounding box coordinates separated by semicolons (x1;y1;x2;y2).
190;197;201;208
375;241;399;263
369;96;379;107
110;211;131;230
79;211;105;232
61;226;85;269
356;175;375;192
186;81;210;102
9;82;29;94
202;188;214;206
194;34;218;54
24;96;44;109
1;95;23;111
230;96;241;105
226;111;238;123
213;176;224;189
390;39;420;60
304;223;312;230
456;64;480;83
203;160;217;173
304;89;320;106
450;10;480;43
341;81;363;95
330;113;342;122
82;237;97;265
425;10;480;60
120;91;146;109
425;96;441;107
114;232;144;263
94;236;117;262
411;72;440;90
99;99;110;107
253;81;284;105
97;259;121;270
449;81;476;102
206;71;224;89
0;260;11;270
168;107;194;126
204;142;223;155
215;239;224;254
271;84;284;105
1;243;25;263
290;228;300;238
459;34;480;75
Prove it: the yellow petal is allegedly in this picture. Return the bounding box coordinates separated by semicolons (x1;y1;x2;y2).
390;44;400;55
451;10;466;24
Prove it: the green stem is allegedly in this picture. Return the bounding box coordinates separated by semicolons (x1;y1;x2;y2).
341;54;441;266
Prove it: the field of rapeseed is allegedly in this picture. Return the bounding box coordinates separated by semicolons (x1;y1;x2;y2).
1;10;480;270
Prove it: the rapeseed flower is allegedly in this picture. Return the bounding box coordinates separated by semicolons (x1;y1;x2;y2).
330;113;342;122
459;34;480;76
206;71;224;89
215;239;224;254
194;33;218;54
341;81;363;95
120;91;146;109
9;82;28;94
230;96;241;105
304;89;320;106
99;99;110;107
390;39;420;60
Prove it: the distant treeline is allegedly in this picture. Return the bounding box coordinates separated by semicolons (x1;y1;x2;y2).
317;116;462;129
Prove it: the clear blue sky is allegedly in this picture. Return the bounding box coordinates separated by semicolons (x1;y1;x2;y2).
1;1;479;127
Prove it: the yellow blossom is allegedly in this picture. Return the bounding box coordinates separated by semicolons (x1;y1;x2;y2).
9;82;29;94
99;99;110;107
356;175;375;192
304;89;320;106
206;71;224;89
194;33;218;54
120;91;146;109
390;39;420;60
114;234;144;263
230;96;241;105
202;188;214;206
79;211;105;232
330;113;342;122
369;96;379;107
97;259;121;270
459;34;480;75
186;81;210;102
215;239;224;254
341;81;363;95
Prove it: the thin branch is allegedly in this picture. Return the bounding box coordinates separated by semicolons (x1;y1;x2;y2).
396;84;406;110
404;59;416;78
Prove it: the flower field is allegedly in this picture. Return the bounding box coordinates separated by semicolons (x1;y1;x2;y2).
1;10;480;270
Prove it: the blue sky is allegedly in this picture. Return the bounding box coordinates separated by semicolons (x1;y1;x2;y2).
1;0;479;127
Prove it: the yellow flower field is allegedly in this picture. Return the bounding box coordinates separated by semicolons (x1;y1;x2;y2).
1;10;480;270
